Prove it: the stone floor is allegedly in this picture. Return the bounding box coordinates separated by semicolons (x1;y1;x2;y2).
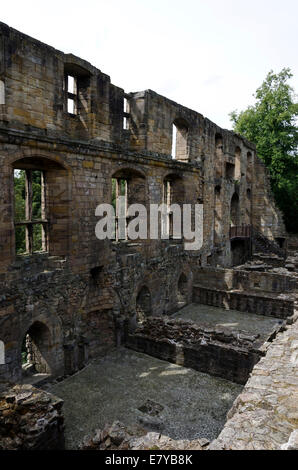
50;348;242;449
172;303;282;340
210;317;298;450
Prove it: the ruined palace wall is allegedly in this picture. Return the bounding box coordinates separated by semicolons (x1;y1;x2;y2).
0;238;196;381
0;130;200;381
193;266;297;293
126;316;264;385
0;22;124;143
0;22;290;383
0;137;201;271
129;89;204;161
252;157;286;240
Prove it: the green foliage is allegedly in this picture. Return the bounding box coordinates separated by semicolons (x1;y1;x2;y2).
230;68;298;233
14;170;43;253
14;170;26;253
32;171;42;219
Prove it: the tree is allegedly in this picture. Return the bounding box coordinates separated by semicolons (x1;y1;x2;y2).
230;68;298;233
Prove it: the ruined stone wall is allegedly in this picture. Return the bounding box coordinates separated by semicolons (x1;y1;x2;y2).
252;157;286;241
0;22;287;382
126;316;264;384
193;266;297;293
0;22;118;142
193;285;295;319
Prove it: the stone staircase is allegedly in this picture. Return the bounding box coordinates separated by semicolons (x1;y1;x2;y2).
252;230;286;258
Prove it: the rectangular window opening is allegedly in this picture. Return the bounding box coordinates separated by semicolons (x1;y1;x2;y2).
14;169;47;255
14;169;26;222
163;180;173;238
123;97;129;129
226;162;235;180
171;124;177;159
65;74;78;115
112;178;128;241
68;98;75;114
68;75;75;94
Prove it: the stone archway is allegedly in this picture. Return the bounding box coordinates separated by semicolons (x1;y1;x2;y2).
22;321;52;375
136;286;152;324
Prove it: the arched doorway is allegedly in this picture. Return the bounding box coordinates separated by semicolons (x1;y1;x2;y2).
177;273;188;306
21;321;52;375
136;286;152;323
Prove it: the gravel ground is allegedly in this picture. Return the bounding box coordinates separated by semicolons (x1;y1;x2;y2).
172;303;281;339
50;348;242;449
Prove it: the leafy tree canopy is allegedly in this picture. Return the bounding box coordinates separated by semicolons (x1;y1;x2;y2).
230;68;298;233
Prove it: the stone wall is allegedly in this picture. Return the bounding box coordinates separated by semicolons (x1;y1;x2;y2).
193;266;297;293
193;286;295;319
209;318;298;450
0;21;287;383
126;316;268;384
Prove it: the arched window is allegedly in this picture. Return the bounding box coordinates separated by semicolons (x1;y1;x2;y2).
230;193;240;226
171;118;189;161
13;157;69;256
0;80;5;105
235;147;241;180
136;286;152;323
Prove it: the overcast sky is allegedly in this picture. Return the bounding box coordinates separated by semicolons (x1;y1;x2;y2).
2;0;297;129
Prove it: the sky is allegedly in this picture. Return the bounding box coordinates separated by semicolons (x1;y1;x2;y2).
1;0;297;129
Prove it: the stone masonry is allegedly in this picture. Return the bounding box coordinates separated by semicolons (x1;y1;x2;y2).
210;317;298;450
0;22;295;450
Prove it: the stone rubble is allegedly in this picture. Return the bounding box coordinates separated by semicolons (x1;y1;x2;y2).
0;382;64;450
79;421;208;451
